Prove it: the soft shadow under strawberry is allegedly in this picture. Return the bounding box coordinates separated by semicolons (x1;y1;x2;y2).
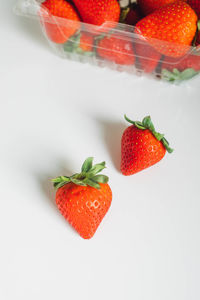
97;118;127;172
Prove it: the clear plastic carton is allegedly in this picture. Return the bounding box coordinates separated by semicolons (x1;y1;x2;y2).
14;0;200;82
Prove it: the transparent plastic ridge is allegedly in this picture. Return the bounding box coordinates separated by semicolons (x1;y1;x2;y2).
14;0;200;82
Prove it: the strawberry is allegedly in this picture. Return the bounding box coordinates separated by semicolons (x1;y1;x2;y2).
64;32;94;56
135;1;197;57
187;0;200;19
162;53;200;72
72;0;120;32
134;40;162;73
121;115;173;176
138;0;186;16
161;52;200;81
52;157;112;239
79;33;94;52
97;34;135;65
41;0;80;44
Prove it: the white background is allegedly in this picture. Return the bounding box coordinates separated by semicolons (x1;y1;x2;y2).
1;1;200;299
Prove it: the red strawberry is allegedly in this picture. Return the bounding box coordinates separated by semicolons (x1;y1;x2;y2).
187;0;200;19
52;157;112;239
64;32;95;56
97;34;135;65
121;115;173;176
135;1;197;57
138;0;186;16
135;40;162;73
79;33;94;52
41;0;80;44
72;0;120;32
162;53;200;72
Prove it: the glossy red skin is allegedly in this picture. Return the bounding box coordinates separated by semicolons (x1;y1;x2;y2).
136;1;197;57
135;40;162;73
121;126;166;176
97;34;135;65
55;183;112;239
41;0;80;44
162;53;200;72
73;0;120;31
138;0;186;16
187;0;200;18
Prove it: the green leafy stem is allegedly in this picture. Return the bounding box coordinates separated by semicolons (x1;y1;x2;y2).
52;157;109;190
162;68;199;82
124;115;174;153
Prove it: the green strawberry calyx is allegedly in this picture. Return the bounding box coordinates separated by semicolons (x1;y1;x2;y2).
161;68;199;82
124;115;174;153
64;33;94;57
52;157;109;190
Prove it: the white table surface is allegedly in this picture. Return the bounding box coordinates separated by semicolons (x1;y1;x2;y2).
1;1;200;300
